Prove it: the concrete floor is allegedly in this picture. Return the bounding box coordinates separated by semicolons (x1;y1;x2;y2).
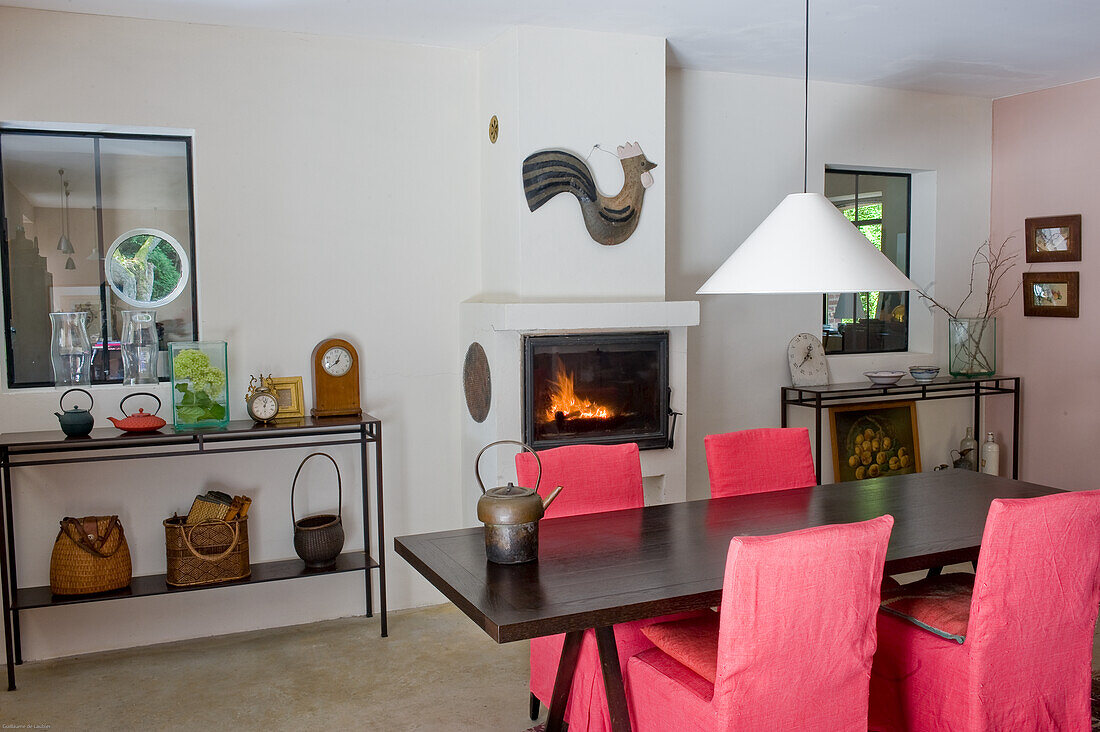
4;592;1100;731
0;604;535;731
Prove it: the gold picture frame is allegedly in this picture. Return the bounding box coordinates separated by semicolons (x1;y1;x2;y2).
269;376;305;419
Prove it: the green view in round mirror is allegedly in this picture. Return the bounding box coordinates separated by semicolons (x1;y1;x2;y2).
105;228;190;309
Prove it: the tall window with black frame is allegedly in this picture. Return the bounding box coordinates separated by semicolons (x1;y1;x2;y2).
822;170;911;354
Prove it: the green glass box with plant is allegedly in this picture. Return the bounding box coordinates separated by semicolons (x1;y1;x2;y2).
170;341;229;429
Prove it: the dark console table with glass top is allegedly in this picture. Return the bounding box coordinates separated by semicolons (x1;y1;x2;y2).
781;376;1020;482
0;415;387;691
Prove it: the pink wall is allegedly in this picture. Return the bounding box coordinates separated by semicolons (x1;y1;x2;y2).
989;77;1100;490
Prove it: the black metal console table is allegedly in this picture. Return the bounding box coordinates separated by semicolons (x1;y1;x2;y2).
781;376;1020;482
0;415;387;691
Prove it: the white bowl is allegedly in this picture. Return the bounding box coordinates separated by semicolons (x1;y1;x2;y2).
864;370;906;386
908;366;941;383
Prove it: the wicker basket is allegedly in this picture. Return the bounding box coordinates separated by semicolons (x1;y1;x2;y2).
291;453;345;568
50;516;132;595
164;515;250;587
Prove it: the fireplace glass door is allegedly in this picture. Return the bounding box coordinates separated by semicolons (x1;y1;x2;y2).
524;332;669;450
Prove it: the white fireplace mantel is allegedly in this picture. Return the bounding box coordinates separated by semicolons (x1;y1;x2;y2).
464;300;700;332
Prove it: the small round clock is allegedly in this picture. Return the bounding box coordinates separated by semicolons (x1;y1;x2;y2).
322;345;352;377
245;375;280;423
787;333;830;387
311;338;362;418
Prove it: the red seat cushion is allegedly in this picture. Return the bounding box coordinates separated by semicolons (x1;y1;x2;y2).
638;609;721;683
880;572;974;643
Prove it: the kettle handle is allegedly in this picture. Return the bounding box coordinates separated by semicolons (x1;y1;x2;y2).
475;440;541;495
120;391;161;417
60;387;93;413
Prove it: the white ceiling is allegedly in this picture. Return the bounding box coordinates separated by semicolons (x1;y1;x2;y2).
5;0;1100;98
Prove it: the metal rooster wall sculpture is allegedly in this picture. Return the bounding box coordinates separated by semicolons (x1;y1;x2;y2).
521;142;657;246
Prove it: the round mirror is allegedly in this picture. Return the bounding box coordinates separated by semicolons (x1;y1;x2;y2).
105;228;190;309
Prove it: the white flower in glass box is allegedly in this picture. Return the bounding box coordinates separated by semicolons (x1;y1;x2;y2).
918;238;1021;377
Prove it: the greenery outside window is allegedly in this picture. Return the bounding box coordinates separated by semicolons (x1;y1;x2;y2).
822;170;911;354
0;128;198;387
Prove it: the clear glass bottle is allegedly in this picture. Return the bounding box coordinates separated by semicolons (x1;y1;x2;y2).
120;310;159;385
49;312;92;386
959;427;978;471
980;432;1000;476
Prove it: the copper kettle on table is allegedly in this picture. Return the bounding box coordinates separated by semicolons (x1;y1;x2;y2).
475;440;562;564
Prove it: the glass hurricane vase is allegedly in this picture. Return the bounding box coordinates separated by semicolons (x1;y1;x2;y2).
120;310;159;385
49;312;92;386
948;317;996;378
169;341;229;429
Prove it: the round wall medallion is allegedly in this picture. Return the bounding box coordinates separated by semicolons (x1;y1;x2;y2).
463;342;491;423
488;115;499;144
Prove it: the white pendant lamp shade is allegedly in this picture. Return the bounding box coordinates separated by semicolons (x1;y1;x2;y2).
697;192;918;295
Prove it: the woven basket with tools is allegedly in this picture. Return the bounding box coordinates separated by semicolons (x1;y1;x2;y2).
164;514;250;587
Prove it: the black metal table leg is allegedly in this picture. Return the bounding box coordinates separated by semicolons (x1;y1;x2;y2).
814;393;822;482
973;381;981;446
546;630;585;732
374;423;387;638
1012;377;1021;479
2;456;19;665
360;425;373;619
1;448;16;690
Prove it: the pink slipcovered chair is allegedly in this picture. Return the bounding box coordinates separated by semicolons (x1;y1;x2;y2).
625;515;894;731
869;489;1100;732
704;427;816;498
517;443;694;731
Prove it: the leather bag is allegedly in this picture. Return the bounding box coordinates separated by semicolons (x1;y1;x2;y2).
49;516;133;595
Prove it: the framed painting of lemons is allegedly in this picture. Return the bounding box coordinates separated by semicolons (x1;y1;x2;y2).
829;400;921;483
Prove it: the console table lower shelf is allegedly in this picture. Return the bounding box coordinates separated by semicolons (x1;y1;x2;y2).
15;551;377;610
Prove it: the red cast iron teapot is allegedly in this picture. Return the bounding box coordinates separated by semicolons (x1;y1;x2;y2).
107;393;167;433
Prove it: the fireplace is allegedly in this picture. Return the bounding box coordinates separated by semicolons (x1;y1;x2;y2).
523;332;670;450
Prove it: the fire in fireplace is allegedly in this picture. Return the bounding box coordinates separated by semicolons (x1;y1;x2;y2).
523;332;670;450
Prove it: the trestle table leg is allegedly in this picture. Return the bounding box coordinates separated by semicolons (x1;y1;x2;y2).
545;630;585;732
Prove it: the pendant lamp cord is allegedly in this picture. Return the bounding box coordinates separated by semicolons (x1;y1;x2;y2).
803;0;809;194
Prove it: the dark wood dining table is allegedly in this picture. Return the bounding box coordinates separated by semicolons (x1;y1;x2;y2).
394;469;1059;732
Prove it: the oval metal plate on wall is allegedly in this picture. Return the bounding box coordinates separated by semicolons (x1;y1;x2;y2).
463;342;491;423
488;115;499;144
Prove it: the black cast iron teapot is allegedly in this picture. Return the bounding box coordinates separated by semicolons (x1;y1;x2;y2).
55;388;95;437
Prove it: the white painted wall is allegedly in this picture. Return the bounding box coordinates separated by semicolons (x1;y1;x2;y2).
0;7;479;659
666;69;994;495
479;26;667;301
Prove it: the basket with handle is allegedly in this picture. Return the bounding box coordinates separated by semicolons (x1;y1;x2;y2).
50;515;132;595
292;452;345;568
164;515;250;586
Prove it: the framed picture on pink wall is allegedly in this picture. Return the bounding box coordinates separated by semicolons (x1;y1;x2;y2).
1022;271;1079;317
1025;214;1081;262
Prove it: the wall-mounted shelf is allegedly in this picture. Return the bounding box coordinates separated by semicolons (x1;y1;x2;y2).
0;416;387;691
781;376;1020;481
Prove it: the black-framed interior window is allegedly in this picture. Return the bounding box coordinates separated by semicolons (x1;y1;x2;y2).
822;170;911;355
0;128;198;387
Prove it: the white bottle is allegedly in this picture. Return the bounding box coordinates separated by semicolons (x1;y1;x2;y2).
980;432;1000;476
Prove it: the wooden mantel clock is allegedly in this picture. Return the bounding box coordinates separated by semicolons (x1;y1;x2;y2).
310;337;362;418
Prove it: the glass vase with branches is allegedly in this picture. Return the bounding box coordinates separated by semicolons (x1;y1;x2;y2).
917;238;1021;376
